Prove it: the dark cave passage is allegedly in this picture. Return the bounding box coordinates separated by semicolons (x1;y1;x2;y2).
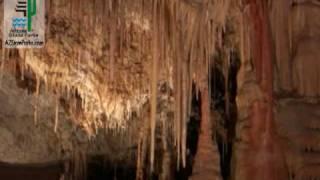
211;50;240;180
175;50;240;180
0;161;63;180
86;156;136;180
0;156;137;180
175;84;201;180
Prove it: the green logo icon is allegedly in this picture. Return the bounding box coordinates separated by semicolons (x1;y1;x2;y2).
15;0;36;31
27;0;36;31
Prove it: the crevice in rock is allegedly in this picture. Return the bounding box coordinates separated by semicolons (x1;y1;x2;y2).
211;50;240;180
174;84;200;180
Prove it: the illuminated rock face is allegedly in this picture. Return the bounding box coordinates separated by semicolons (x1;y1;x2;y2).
23;3;153;132
1;0;153;133
0;0;154;165
0;0;225;134
0;0;228;175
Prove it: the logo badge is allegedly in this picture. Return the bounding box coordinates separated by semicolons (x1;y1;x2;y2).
3;0;45;48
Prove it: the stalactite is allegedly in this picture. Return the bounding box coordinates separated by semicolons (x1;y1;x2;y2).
240;6;245;69
54;94;59;133
181;65;187;168
149;0;159;172
34;75;40;125
136;124;147;180
44;76;49;94
136;16;144;174
161;113;171;180
288;6;293;55
224;50;230;118
175;46;182;170
136;106;149;180
20;50;26;81
78;0;82;38
136;130;144;180
109;14;116;85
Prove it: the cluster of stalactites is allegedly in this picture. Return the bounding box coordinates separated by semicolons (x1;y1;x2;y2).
0;0;230;173
147;0;230;171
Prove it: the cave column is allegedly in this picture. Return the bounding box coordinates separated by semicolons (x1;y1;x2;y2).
233;0;288;180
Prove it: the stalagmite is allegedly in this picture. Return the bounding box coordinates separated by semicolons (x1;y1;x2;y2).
191;79;222;180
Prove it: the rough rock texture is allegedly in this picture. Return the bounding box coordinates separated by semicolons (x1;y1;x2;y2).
0;72;71;163
270;0;320;97
233;1;287;179
270;2;320;179
0;71;139;164
293;38;320;97
275;99;320;180
234;0;320;180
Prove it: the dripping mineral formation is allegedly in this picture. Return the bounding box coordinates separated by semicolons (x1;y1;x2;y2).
0;0;319;180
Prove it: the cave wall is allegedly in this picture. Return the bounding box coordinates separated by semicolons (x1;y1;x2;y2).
270;0;320;179
233;1;287;179
234;0;320;180
271;0;320;97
